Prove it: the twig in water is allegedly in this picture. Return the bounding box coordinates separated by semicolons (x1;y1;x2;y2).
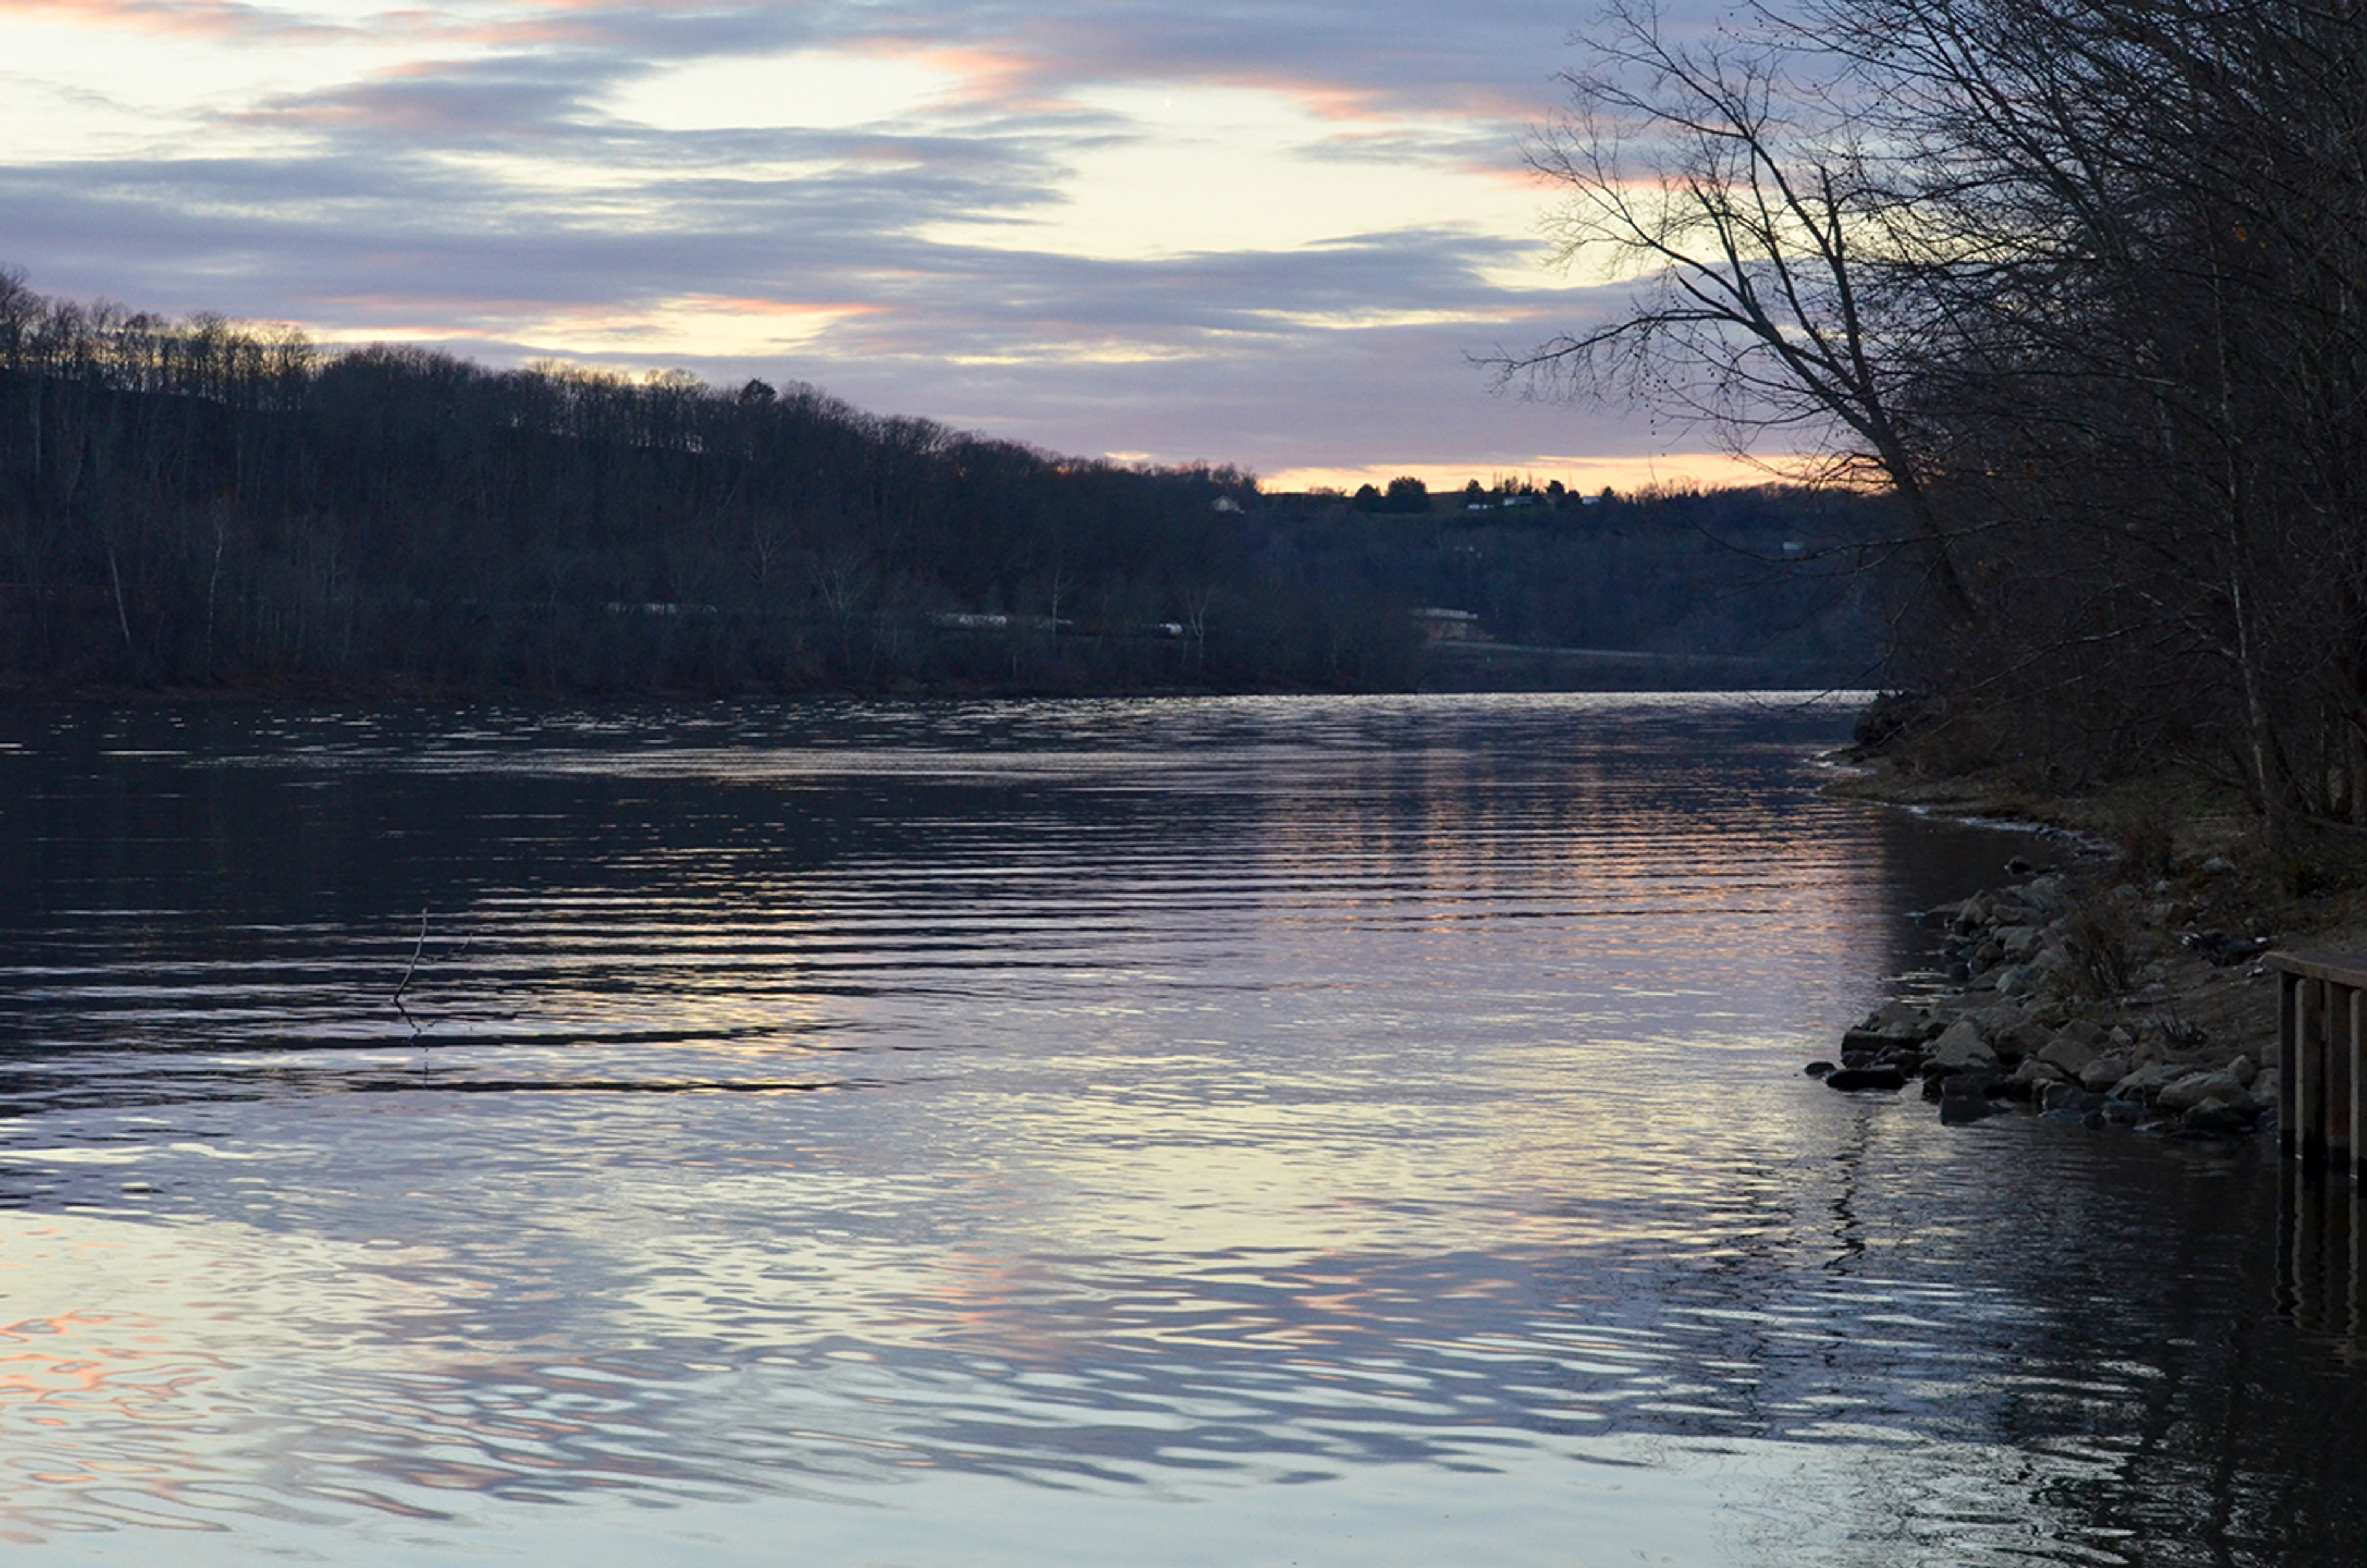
394;907;429;1056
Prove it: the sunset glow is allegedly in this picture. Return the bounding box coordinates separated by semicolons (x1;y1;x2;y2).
0;0;1755;486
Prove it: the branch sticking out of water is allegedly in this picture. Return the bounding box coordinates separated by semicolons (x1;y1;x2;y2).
393;907;429;1042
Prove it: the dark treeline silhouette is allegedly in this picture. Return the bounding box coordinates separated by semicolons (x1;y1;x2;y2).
1272;483;1885;673
0;269;1874;698
1515;0;2367;826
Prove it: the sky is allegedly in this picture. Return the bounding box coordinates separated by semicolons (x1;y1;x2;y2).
0;0;1763;493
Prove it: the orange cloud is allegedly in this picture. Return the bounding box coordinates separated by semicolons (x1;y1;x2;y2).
9;0;354;41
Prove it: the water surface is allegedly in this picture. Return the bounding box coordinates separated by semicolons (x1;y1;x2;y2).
0;695;2359;1565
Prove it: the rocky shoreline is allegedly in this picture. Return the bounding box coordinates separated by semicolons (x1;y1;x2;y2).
1812;864;2282;1137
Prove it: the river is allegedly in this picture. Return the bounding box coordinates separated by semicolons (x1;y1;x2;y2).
0;693;2360;1564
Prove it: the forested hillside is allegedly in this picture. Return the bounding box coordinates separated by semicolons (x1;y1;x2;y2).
0;271;1878;696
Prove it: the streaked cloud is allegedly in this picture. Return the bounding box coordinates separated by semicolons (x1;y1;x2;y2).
0;0;1768;485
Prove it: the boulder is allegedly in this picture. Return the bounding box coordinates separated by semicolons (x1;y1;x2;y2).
1996;1019;2056;1062
2035;1031;2099;1076
2180;1097;2256;1135
2041;1082;2104;1115
1998;925;2046;960
1929;1019;2000;1073
1804;1060;1836;1077
2054;1018;2108;1050
2022;873;2074;916
2157;1070;2245;1115
1967;1001;2033;1039
2111;1063;2188;1105
1939;1087;1995;1124
2011;1057;2068;1089
2079;1054;2132;1093
1996;963;2042;998
1871;1000;1928;1033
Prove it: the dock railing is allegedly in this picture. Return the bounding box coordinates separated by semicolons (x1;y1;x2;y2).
2270;950;2367;1172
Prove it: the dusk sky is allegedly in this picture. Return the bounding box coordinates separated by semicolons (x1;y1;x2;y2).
0;0;1760;492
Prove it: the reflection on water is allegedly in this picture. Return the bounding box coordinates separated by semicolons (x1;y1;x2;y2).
1;695;2363;1564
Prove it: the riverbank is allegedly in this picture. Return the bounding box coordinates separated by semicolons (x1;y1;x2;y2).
1815;751;2367;1135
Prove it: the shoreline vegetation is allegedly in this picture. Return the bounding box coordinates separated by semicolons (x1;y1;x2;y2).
1817;703;2367;1139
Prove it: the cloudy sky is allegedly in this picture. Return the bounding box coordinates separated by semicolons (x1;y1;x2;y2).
0;0;1759;492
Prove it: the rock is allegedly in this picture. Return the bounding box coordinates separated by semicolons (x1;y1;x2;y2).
2157;1070;2244;1114
1841;1001;1935;1056
2180;1097;2256;1135
1940;1090;1995;1125
1996;963;2042;997
2254;1066;2280;1105
1929;1019;1999;1073
2041;1082;2104;1115
2228;1053;2257;1088
2079;1054;2133;1093
2098;1097;2146;1125
1998;925;2045;960
2182;930;2270;966
2012;1057;2067;1088
2022;873;2074;916
1871;1000;1926;1032
2035;1031;2099;1076
1826;1066;1908;1092
1967;1000;2032;1037
1804;1060;1836;1077
2030;949;2080;986
1996;1019;2056;1061
2111;1063;2188;1105
2054;1018;2107;1050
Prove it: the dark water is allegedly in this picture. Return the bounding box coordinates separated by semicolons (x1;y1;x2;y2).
0;693;2360;1566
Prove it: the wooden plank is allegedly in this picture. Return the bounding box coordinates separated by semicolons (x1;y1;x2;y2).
2268;950;2367;987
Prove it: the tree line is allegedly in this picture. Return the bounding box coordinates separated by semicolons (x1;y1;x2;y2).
0;268;1877;698
1515;0;2367;826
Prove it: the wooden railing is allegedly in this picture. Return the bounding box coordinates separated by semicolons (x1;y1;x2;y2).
2270;951;2367;1170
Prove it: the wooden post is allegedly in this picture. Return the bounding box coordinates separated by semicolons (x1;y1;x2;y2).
2353;1177;2365;1339
2335;981;2357;1166
2300;976;2326;1166
2282;968;2302;1156
2354;987;2366;1186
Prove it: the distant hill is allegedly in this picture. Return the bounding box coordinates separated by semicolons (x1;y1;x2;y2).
0;272;1884;698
